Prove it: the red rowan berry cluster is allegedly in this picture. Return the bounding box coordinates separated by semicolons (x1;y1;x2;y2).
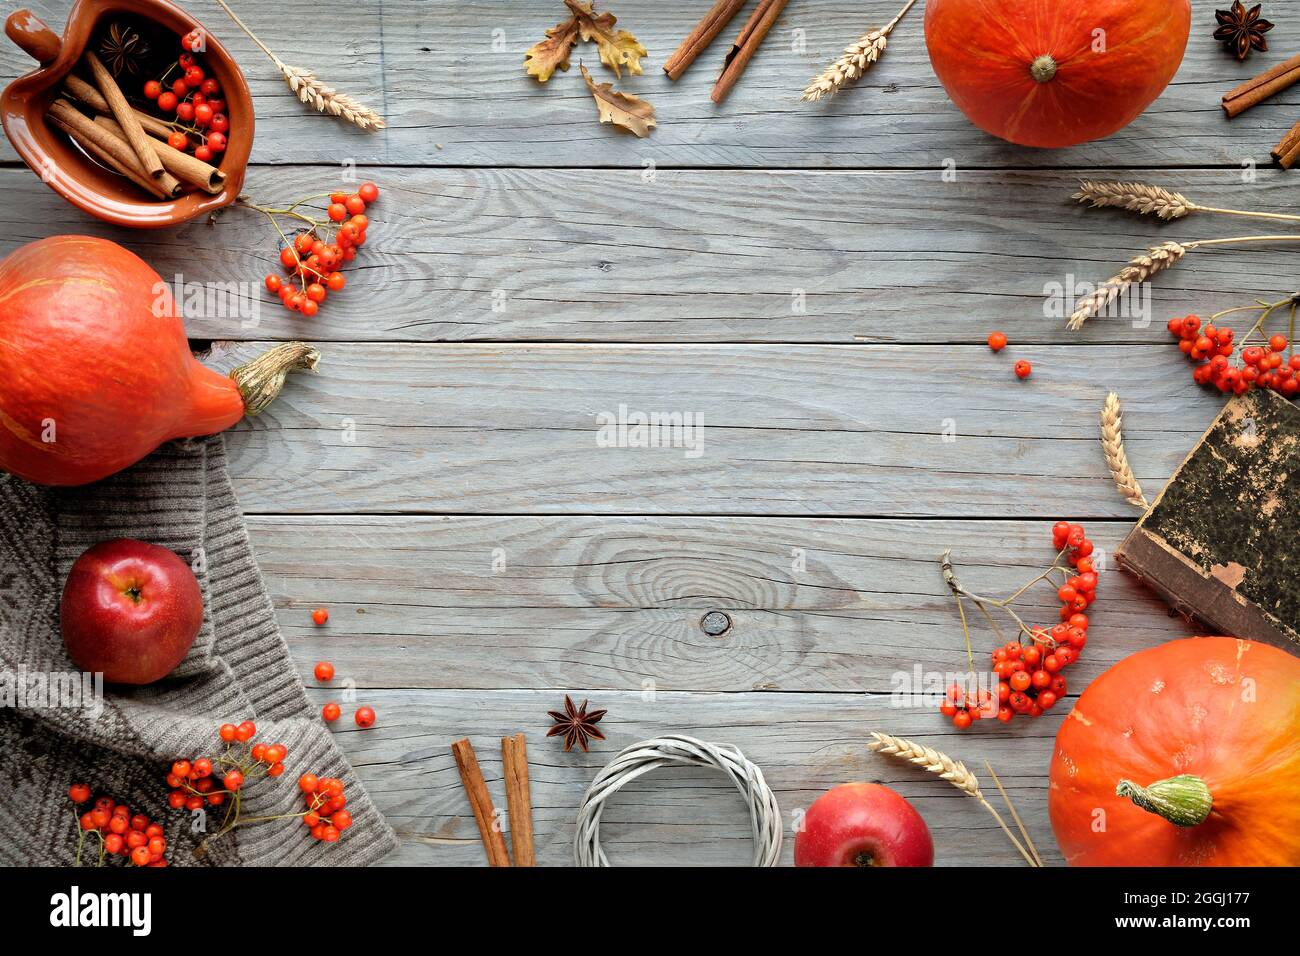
1168;297;1300;396
165;719;289;819
941;522;1099;727
297;773;353;842
68;786;167;867
242;182;380;316
163;720;357;846
139;29;233;163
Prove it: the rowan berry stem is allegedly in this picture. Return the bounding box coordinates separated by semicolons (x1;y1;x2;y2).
942;550;1073;645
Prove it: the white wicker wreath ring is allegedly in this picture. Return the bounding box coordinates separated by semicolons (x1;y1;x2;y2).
574;734;782;866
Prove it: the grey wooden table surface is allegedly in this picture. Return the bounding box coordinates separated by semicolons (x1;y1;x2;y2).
3;0;1297;866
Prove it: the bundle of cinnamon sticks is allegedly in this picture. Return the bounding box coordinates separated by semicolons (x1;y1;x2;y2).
47;50;226;199
1221;52;1300;170
663;0;791;103
450;734;535;866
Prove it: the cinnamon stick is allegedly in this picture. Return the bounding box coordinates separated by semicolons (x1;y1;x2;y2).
47;114;169;200
48;100;182;198
1271;118;1300;169
711;0;790;104
450;738;511;867
501;733;535;867
83;50;164;178
62;75;177;140
664;0;746;81
94;116;224;194
1222;52;1300;118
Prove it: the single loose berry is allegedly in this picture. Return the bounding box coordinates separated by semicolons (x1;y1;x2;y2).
987;331;1007;351
68;783;91;804
1014;360;1032;379
312;607;329;625
314;661;335;681
322;701;341;722
354;706;376;728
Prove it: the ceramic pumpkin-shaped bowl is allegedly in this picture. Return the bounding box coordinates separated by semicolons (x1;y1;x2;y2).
1;0;253;228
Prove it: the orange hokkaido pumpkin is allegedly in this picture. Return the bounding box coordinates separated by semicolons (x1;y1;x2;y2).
0;236;318;486
1050;637;1300;866
925;0;1192;148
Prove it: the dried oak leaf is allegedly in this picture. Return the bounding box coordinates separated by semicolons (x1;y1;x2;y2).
579;64;655;137
566;0;646;79
525;15;580;82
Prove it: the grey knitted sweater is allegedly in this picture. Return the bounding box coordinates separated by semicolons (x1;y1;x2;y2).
0;437;396;866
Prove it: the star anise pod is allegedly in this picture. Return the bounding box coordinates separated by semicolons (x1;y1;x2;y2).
1214;2;1274;61
99;22;149;76
546;695;606;752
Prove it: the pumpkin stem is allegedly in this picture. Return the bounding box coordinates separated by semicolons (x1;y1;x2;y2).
1115;775;1212;828
230;342;320;416
1030;55;1058;84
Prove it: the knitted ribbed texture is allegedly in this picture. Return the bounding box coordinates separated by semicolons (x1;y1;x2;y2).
0;437;397;867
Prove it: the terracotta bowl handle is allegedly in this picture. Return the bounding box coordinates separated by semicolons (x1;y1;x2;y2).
6;9;62;64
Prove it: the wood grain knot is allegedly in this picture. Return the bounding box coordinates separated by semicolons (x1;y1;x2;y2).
700;610;732;636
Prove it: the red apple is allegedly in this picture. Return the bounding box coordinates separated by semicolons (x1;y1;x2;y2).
795;782;934;867
60;539;203;685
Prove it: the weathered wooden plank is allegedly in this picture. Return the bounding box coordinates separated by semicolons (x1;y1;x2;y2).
253;515;1183;692
3;0;1293;168
209;341;1225;516
326;688;1066;866
1;166;1294;344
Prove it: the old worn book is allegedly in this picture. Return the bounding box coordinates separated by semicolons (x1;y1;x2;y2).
1117;388;1300;648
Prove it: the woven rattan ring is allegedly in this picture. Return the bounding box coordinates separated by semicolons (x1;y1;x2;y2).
574;734;782;866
